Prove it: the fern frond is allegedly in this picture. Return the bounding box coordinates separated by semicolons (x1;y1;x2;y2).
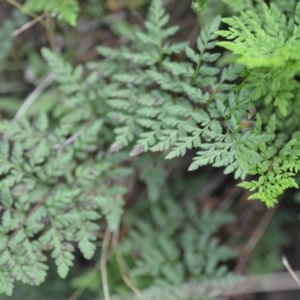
239;135;300;207
0;80;129;292
217;2;300;116
24;0;80;26
119;191;236;299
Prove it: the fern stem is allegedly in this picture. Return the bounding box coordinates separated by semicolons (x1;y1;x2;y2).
101;227;112;300
157;40;164;71
13;13;47;37
13;72;55;122
190;52;204;86
45;14;57;50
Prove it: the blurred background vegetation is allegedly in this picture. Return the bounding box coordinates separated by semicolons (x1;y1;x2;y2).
1;0;300;299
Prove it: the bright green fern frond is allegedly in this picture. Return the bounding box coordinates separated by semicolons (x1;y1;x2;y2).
24;0;80;26
217;2;300;116
216;3;293;68
239;135;300;207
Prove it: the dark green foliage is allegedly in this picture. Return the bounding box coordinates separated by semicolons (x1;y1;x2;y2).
121;195;236;289
1;261;97;300
89;0;300;207
0;0;299;296
0;48;131;294
92;0;297;207
71;187;237;300
95;1;263;182
0;10;28;71
0;21;14;69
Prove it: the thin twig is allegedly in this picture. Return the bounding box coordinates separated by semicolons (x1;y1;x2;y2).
282;256;300;286
235;206;277;274
92;271;300;300
13;72;55;122
6;0;46;26
101;227;112;300
13;13;46;36
68;289;84;300
218;185;240;212
52;128;85;150
68;230;120;300
196;170;227;204
111;229;142;297
111;229;119;248
116;252;143;298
